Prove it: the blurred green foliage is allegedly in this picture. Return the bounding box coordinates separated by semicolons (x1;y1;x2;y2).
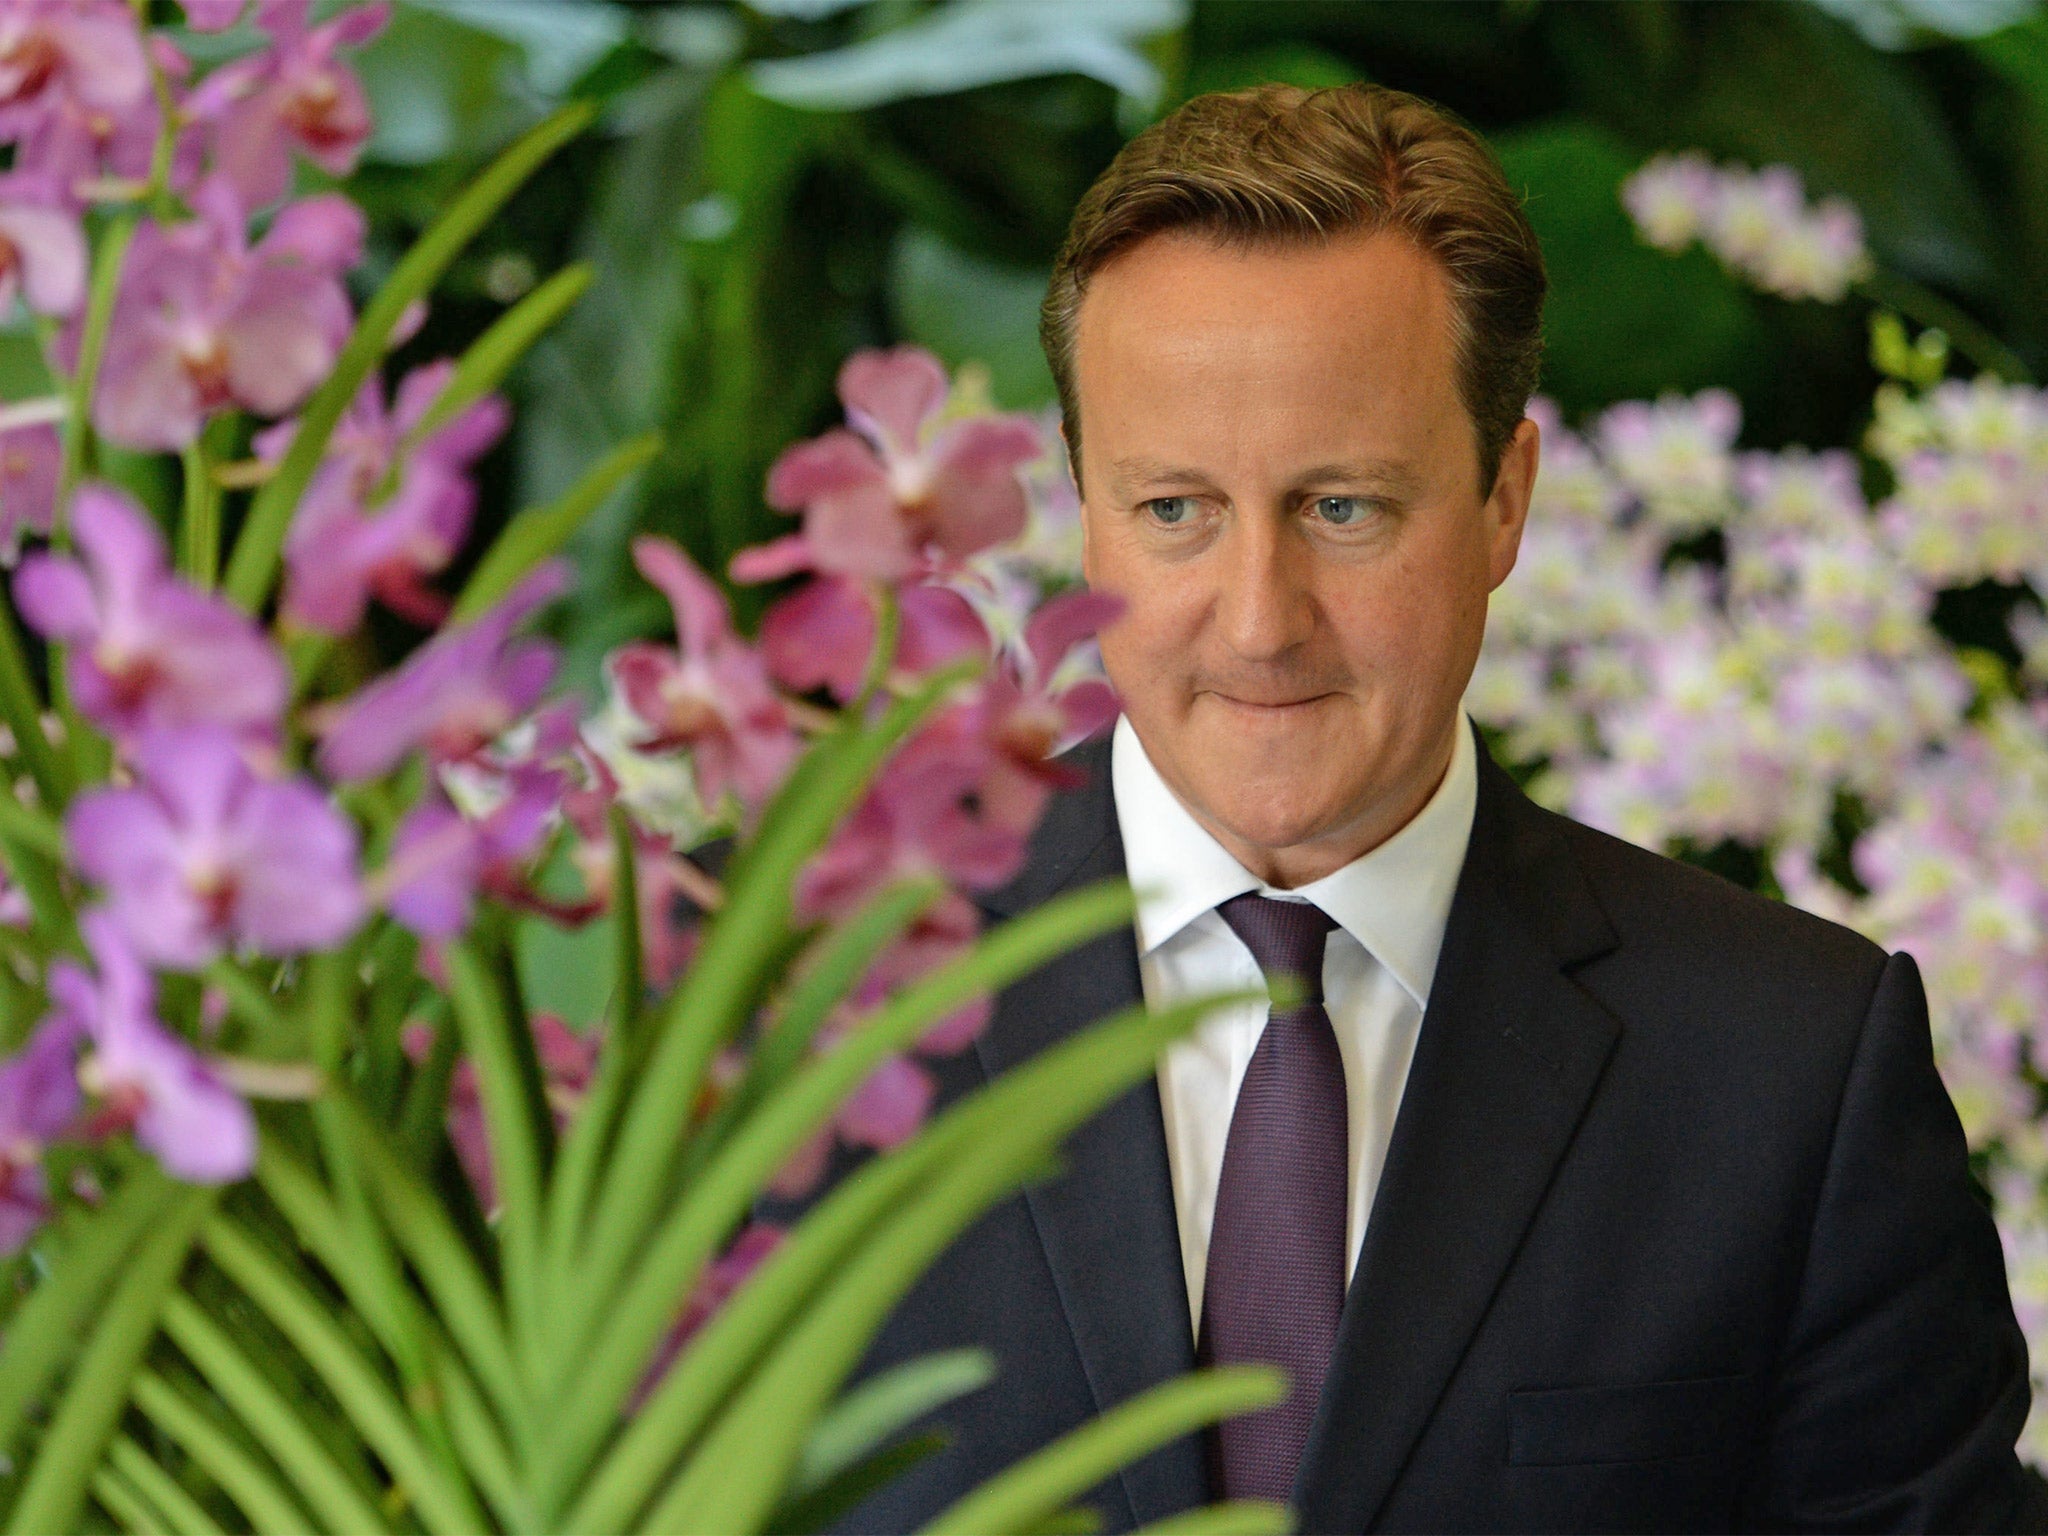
342;0;2048;696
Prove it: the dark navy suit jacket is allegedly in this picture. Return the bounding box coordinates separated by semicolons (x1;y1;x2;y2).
831;724;2048;1532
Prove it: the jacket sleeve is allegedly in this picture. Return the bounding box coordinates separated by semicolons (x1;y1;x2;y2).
1748;949;2048;1533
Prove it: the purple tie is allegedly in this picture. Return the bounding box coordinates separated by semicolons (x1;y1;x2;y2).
1198;891;1349;1503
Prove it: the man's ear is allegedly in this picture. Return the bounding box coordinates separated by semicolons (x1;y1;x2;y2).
1484;414;1539;592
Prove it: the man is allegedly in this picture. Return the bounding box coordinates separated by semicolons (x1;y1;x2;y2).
840;83;2047;1532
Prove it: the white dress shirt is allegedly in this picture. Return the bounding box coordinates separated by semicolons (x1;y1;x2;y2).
1112;711;1479;1337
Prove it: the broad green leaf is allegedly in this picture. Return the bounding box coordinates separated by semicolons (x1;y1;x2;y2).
747;0;1186;112
224;100;597;613
159;1295;391;1536
4;1187;214;1536
449;431;660;623
130;1370;315;1536
0;1166;173;1459
199;1217;486;1536
918;1369;1287;1536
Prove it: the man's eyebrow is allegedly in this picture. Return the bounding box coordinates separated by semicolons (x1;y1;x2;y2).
1293;459;1426;496
1105;456;1210;492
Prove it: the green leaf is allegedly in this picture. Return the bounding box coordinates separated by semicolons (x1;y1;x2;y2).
0;596;69;811
89;1464;170;1536
0;1165;173;1459
445;939;549;1359
224;100;597;613
199;1217;486;1536
542;881;1138;1521
404;263;593;454
4;1186;214;1536
797;1349;995;1493
917;1368;1287;1536
558;666;971;1388
130;1370;315;1536
630;991;1248;1534
608;801;645;1031
57;213;136;522
689;876;947;1163
105;1435;227;1536
159;1294;391;1536
449;430;660;623
1129;1502;1297;1536
329;1094;525;1436
746;0;1184;112
767;1431;949;1536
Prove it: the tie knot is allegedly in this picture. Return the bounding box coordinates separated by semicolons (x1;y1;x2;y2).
1216;892;1336;1006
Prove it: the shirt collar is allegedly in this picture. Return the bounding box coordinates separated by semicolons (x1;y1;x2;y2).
1111;711;1479;1008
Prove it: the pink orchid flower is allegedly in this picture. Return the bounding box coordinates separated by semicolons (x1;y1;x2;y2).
607;535;799;811
0;1011;84;1253
57;910;255;1185
315;562;566;783
187;1;387;210
12;482;288;745
0;1;149;125
265;360;509;633
0;178;84;317
758;573;989;703
65;723;366;969
734;345;1045;583
93;176;361;450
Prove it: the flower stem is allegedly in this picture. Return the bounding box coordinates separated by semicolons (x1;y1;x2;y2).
1855;269;2034;385
179;416;231;590
55;214;136;540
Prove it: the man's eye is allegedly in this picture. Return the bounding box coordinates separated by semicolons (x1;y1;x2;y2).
1144;496;1198;526
1312;496;1377;526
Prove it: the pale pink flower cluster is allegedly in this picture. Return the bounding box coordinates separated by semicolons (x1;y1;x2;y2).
1622;153;1871;302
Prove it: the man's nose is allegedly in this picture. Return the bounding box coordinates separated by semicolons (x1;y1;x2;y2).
1214;511;1315;662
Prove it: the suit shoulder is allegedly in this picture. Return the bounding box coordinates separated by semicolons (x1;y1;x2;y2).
1530;799;1889;1000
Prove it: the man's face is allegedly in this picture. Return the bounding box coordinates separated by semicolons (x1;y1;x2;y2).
1072;228;1539;886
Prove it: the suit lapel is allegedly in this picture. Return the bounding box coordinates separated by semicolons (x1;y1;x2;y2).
1294;738;1624;1533
975;734;1204;1528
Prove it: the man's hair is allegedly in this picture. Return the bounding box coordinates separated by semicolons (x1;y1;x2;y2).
1040;82;1546;495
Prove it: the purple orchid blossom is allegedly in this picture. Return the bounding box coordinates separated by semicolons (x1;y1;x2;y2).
315;562;568;783
377;752;584;940
262;360;508;634
606;536;798;812
733;345;1045;584
758;573;989;703
0;2;150;128
92;175;361;450
11;482;288;745
56;910;254;1185
186;1;387;210
66;723;366;969
0;1011;83;1254
0;174;84;318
